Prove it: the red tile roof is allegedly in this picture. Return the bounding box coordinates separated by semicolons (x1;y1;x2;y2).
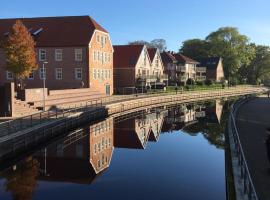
147;48;158;63
160;51;177;65
0;16;108;47
113;45;145;68
173;53;199;64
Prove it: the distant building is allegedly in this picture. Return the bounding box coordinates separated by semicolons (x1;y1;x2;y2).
113;44;152;93
160;51;177;85
0;16;113;94
173;53;199;84
197;57;224;82
161;52;199;85
147;48;168;86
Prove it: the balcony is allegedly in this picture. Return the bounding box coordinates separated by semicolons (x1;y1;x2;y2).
176;66;187;72
136;74;168;82
196;67;206;73
196;76;206;81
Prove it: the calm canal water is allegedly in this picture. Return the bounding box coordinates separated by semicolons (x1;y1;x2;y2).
0;99;232;200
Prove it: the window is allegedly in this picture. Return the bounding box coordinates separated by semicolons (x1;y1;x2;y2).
55;49;63;61
101;69;104;79
101;52;104;64
97;51;100;61
55;68;63;80
104;37;107;44
97;69;100;79
6;71;13;80
28;71;34;80
39;68;46;79
94;51;97;61
39;49;46;61
93;69;97;79
94;144;97;154
97;35;100;42
75;49;82;61
108;70;111;79
75;68;82;80
105;70;108;79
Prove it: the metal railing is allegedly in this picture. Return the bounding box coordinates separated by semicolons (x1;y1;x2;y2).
229;99;259;200
0;85;266;139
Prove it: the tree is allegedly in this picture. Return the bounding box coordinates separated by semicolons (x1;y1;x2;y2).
150;39;167;52
129;39;167;52
206;27;255;79
2;20;37;88
179;39;210;60
246;45;270;84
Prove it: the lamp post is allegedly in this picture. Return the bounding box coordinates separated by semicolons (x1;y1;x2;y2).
42;61;48;111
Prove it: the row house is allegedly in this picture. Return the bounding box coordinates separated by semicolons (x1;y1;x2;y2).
113;45;167;94
197;57;224;82
161;52;200;85
147;48;168;86
0;16;114;95
173;53;199;84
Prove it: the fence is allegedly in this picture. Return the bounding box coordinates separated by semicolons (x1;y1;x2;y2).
0;85;267;139
229;98;259;200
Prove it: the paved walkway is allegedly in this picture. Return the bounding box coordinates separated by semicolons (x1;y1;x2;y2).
236;97;270;200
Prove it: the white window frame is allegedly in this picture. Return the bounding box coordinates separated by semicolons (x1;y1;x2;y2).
55;68;63;80
93;51;97;61
75;68;82;80
75;49;83;61
93;69;97;79
55;49;63;61
39;68;46;80
39;49;46;61
6;71;13;80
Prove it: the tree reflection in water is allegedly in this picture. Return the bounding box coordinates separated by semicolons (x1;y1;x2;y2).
0;98;233;200
2;157;39;200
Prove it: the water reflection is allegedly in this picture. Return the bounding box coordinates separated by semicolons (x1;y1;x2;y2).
0;99;230;200
36;118;114;184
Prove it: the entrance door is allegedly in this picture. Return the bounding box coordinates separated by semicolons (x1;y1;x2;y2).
106;85;110;95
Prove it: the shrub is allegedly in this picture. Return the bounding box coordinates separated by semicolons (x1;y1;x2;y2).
205;79;213;86
196;81;204;86
186;78;195;85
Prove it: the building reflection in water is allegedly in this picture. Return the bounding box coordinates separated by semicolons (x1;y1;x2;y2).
114;108;168;149
0;99;227;199
36;117;114;184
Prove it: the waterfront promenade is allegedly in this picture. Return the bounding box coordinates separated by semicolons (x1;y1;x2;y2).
235;97;270;200
0;86;267;162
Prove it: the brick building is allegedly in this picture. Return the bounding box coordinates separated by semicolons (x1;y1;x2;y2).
113;44;152;93
0;16;113;95
197;57;224;82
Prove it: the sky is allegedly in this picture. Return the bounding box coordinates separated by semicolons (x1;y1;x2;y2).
1;0;270;51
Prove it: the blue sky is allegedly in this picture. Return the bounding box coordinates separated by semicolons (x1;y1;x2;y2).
1;0;270;51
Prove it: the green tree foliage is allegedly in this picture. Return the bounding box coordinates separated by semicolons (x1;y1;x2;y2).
180;27;256;80
206;27;255;79
179;39;210;60
2;20;37;80
246;45;270;84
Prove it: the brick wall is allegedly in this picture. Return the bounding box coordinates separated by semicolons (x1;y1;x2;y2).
0;47;89;90
89;31;114;95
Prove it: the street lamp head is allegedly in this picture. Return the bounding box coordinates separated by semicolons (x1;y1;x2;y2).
43;61;48;64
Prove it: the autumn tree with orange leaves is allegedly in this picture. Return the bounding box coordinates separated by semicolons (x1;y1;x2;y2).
2;20;37;88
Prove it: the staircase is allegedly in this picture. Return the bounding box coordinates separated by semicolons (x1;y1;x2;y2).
28;88;107;110
13;99;40;117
